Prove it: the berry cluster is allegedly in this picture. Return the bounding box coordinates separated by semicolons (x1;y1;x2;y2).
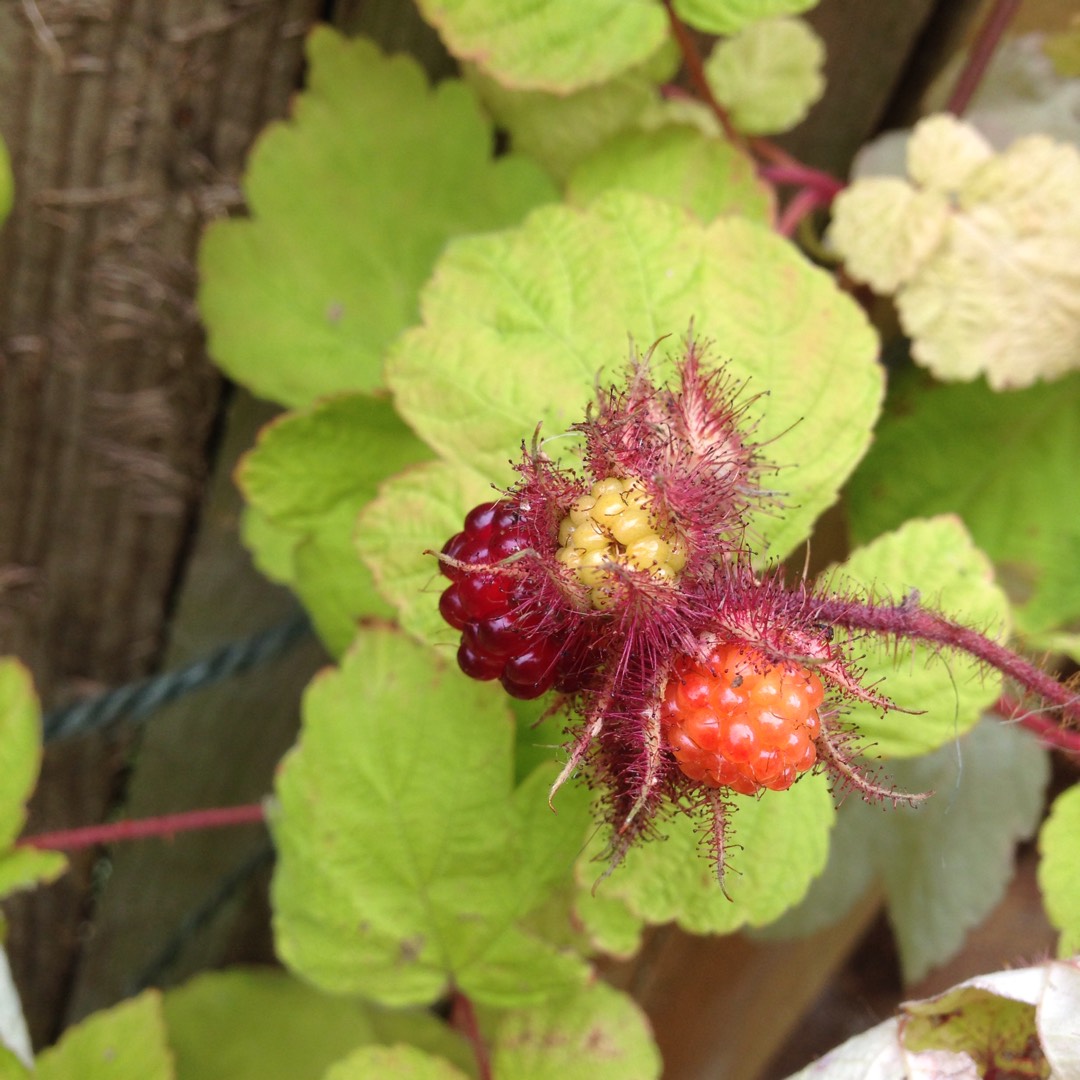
439;501;571;699
660;642;824;796
556;477;688;609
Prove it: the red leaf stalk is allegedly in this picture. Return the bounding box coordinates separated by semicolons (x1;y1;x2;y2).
946;0;1022;117
21;803;267;852
997;694;1080;758
450;989;492;1080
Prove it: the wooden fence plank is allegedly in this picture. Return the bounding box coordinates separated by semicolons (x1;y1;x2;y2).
0;0;320;1046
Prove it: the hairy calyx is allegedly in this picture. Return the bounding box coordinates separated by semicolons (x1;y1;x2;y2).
433;332;1076;885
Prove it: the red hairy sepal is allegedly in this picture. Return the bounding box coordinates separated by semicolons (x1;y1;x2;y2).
434;331;935;887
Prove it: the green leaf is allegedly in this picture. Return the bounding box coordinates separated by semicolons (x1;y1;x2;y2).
387;191;882;563
0;662;39;850
415;1;668;92
163;967;471;1080
578;772;833;937
322;1045;468;1080
488;981;662;1079
464;46;676;183
198;28;556;408
848;375;1080;638
356;459;495;646
0;660;67;898
239;395;433;655
703;17;825;135
1038;783;1080;956
903;986;1037;1071
0;1045;29;1080
767;719;1049;982
830;516;1012;757
0;135;11;227
272;627;593;1008
36;992;172;1080
673;0;819;35
0;848;66;899
879;721;1049;982
240;507;297;586
568;126;774;223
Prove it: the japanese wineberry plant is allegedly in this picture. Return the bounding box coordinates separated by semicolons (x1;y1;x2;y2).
199;9;1080;1077
4;2;1080;1077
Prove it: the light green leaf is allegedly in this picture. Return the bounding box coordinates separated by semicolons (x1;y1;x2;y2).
198;28;556;408
323;1044;468;1080
272;628;593;1008
1038;783;1080;956
847;375;1080;638
0;1045;29;1080
703;17;825;135
578;772;833;937
754;792;877;941
356;459;495;646
0;660;67;897
768;719;1049;983
568;125;774;223
903;986;1037;1070
239;395;432;655
829;517;1012;757
415;1;668;92
488;981;662;1079
464;46;676;183
241;396;431;531
240;507;297;586
0;662;39;850
673;0;819;35
0;849;66;900
387;191;882;563
36;992;173;1080
0;135;11;226
163;967;471;1080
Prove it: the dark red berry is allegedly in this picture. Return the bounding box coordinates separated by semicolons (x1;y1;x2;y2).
457;633;503;681
438;586;469;631
463;501;499;537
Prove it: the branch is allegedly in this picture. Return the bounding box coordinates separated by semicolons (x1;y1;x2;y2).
775;186;829;238
946;0;1021;116
815;596;1080;729
450;989;492;1080
21;803;267;851
997;694;1080;759
661;0;742;145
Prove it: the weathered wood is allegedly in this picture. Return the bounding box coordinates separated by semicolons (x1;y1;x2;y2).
0;0;319;1046
600;892;883;1080
778;0;982;175
65;390;327;1023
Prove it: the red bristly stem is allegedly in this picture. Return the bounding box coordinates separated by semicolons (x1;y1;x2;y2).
450;989;492;1080
946;0;1021;116
661;0;846;207
21;803;267;852
815;596;1080;729
997;694;1080;758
